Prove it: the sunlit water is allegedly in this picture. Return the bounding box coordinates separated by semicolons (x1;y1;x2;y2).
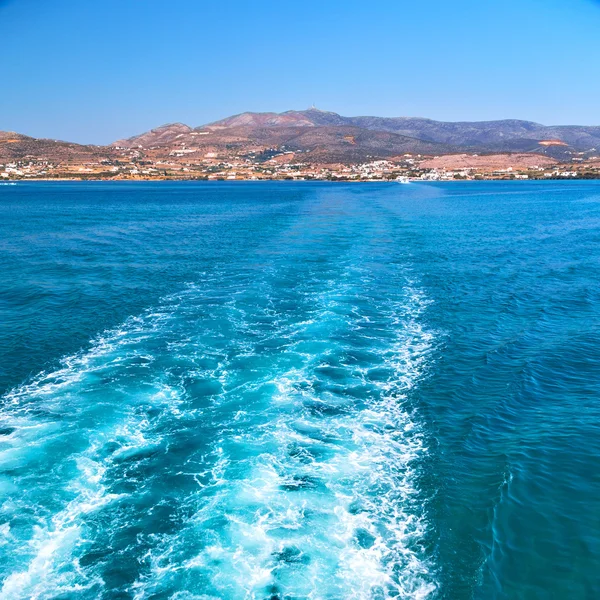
0;181;599;599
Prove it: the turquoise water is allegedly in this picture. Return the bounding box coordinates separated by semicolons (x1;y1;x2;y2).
0;181;599;599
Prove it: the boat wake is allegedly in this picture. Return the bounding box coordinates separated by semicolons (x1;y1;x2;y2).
0;209;439;599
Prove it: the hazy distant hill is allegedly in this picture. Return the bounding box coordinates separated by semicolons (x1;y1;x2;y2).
346;116;600;155
114;108;600;160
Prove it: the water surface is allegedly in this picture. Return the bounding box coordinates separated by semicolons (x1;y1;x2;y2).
0;181;599;599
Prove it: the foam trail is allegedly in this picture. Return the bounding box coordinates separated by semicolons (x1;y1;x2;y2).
129;266;439;599
1;191;440;598
0;288;197;598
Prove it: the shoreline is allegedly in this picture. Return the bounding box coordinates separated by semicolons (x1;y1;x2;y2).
3;176;600;184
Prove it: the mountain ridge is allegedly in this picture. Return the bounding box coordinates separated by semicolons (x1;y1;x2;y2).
112;108;600;159
3;109;600;170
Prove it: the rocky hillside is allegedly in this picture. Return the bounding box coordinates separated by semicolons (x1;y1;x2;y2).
114;108;600;161
0;131;113;163
4;109;599;168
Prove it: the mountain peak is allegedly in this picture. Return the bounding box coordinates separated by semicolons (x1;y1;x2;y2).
154;122;192;131
112;122;193;148
304;106;338;114
204;111;317;130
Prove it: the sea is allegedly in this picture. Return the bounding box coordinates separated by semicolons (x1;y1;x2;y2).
0;180;599;599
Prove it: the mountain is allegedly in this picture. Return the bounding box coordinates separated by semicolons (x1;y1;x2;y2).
202;109;600;151
4;110;599;173
115;108;600;160
0;131;110;162
112;111;459;162
346;116;600;154
203;108;349;130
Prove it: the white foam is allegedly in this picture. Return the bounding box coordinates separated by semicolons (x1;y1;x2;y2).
0;289;196;598
128;268;440;599
2;254;441;598
0;457;119;599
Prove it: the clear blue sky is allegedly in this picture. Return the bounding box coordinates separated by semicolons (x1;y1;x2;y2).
1;0;599;144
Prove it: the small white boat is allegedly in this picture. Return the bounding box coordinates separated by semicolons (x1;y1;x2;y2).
396;176;410;184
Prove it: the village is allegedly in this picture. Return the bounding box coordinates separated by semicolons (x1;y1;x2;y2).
2;151;600;182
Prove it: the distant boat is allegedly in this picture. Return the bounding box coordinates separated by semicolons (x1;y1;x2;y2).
396;176;410;184
0;182;17;186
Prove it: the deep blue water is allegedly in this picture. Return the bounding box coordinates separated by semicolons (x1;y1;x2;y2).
0;181;599;599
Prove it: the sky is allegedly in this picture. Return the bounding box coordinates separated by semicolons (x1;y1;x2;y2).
1;0;599;144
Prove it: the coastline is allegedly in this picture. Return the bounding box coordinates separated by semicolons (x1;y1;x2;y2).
3;176;599;183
